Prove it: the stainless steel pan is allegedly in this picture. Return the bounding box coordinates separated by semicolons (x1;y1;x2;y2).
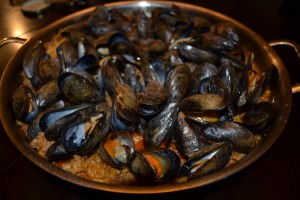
1;1;300;194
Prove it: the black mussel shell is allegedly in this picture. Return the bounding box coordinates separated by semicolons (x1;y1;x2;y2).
137;81;168;117
40;104;92;139
124;63;145;93
144;101;178;148
188;62;218;95
178;141;233;180
99;131;135;169
130;148;180;184
58;72;105;103
202;121;256;153
242;101;273;134
176;42;220;65
12;85;39;123
23;40;45;89
165;64;191;102
179;93;229;116
174;112;205;159
28;100;65;139
99;58;122;97
36;80;61;108
114;83;140;123
61;110;109;155
45;141;73;162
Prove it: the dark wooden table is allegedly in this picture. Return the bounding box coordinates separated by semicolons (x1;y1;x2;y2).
1;0;300;199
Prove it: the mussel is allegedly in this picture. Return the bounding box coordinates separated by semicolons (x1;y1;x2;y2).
23;40;45;89
178;141;233;180
144;101;178;148
111;83;140;131
58;72;105;103
99;131;135;169
12;85;39;123
174;112;205;159
137;81;168;117
62;111;109;156
202;121;256;153
130;148;180;183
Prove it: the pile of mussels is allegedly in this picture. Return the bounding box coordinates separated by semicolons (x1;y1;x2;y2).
11;4;275;184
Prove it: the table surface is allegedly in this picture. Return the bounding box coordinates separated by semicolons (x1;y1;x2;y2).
1;0;300;199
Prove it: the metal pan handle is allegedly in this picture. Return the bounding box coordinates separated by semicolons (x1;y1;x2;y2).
269;39;300;94
0;37;27;47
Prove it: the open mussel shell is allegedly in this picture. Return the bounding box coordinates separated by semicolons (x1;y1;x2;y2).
241;101;273;134
99;131;135;169
61;110;109;156
39;104;92;139
27;100;65;139
130;148;180;184
178;141;233;180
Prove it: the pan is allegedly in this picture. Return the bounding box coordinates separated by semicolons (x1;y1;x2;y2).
0;0;300;194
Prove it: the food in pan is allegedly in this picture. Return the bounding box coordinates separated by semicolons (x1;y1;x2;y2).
11;4;275;185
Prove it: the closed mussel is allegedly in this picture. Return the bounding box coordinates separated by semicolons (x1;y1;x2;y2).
179;93;228;118
242;101;273;134
98;57;122;97
214;21;239;45
23;40;45;89
202;121;256;153
111;83;140;131
176;42;220;65
165;64;191;102
58;72;105;103
124;63;145;93
174;112;205;159
188;62;218;95
56;40;78;71
36;80;61;108
144;101;178;148
12;84;39;123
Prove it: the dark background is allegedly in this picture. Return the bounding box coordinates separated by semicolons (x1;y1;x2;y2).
1;0;300;199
